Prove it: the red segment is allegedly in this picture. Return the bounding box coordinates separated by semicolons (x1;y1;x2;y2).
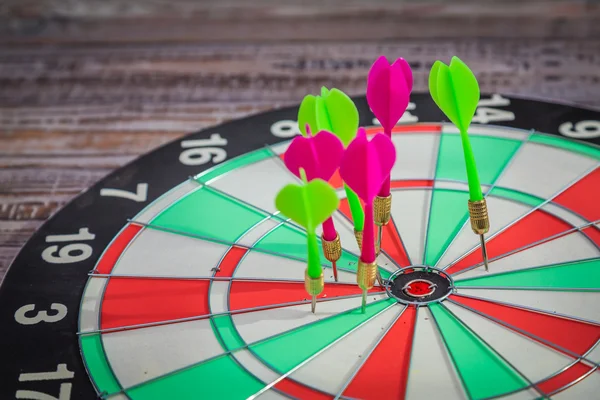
390;179;433;188
381;219;411;267
364;124;442;136
447;210;572;274
537;362;593;395
95;224;142;274
215;246;247;278
275;378;332;400
451;295;600;356
553;167;600;222
328;170;344;189
101;278;210;330
582;225;600;247
229;281;384;311
343;306;417;400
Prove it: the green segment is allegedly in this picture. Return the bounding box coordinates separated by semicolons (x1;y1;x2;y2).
80;335;121;396
211;316;245;351
530;134;600;160
127;355;264;400
429;303;528;399
151;187;266;243
197;148;272;183
436;134;521;185
456;258;600;289
251;299;395;373
424;189;469;266
425;134;522;266
488;187;544;208
255;224;390;278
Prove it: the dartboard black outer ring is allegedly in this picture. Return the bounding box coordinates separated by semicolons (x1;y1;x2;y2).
1;93;599;399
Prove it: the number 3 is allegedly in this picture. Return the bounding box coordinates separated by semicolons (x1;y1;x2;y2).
15;304;67;325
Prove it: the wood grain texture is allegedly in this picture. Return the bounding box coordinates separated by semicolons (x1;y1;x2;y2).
1;0;599;42
1;39;600;280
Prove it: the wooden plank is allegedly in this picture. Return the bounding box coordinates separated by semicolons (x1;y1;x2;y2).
0;0;599;42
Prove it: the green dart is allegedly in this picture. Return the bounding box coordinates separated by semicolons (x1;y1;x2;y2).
298;87;365;248
275;168;340;313
429;56;491;271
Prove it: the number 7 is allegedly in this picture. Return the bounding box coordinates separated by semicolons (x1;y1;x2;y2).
100;183;148;202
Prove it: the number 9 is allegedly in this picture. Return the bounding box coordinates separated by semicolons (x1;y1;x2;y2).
558;120;600;139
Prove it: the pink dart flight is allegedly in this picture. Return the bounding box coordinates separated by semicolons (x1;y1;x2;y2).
366;56;412;196
283;127;344;242
339;128;396;263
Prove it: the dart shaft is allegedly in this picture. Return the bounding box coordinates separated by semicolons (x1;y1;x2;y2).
306;232;322;278
322;217;337;241
377;127;393;197
361;203;376;263
460;130;483;201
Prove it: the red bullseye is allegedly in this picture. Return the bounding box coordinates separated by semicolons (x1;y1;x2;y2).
405;280;435;297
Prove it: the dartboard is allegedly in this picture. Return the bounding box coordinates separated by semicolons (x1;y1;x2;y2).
2;93;600;400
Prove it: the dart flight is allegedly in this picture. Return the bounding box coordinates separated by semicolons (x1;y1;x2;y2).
366;56;413;253
284;127;345;281
340;128;396;312
275;169;339;313
298;87;365;247
429;56;491;271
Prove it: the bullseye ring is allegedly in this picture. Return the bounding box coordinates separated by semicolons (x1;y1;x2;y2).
385;265;455;305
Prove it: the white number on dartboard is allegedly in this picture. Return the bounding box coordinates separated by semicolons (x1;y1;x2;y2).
41;228;95;264
16;364;74;400
372;102;418;126
271;120;301;138
180;133;228;166
472;94;515;124
14;303;67;325
100;183;148;202
559;120;600;139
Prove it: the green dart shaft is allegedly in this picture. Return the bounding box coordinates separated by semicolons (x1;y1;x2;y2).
344;184;364;231
459;129;483;201
306;232;322;278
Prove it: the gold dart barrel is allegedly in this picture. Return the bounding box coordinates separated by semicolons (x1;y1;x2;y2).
304;269;324;296
357;260;378;291
468;199;490;235
321;234;342;262
354;229;363;249
374;195;392;226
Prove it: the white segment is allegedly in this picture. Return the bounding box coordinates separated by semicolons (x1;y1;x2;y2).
437;196;533;269
135;180;197;224
79;277;107;332
209;281;230;314
494;141;598;199
238;218;281;247
406;307;466;400
269;142;288;156
232;349;279;384
233;294;388;345
455;231;599;281
376;252;400;274
113;228;229;277
391;133;439;180
288;304;402;395
103;318;224;388
587;341;600;364
445;302;573;382
391;188;431;265
542;202;588;227
552;368;600;399
443;124;529;141
456;289;600;325
255;389;289;400
434;180;470;191
497;387;543;400
210;156;296;214
107;394;129;400
235;251;358;285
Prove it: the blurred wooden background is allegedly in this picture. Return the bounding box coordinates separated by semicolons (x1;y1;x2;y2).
1;0;600;279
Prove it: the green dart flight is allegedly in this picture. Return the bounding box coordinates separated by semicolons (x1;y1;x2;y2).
429;56;491;271
275;169;340;313
298;87;365;247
